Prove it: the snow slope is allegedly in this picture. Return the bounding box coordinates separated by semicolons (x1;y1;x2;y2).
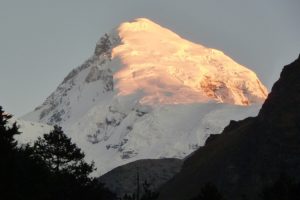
21;18;267;175
8;117;53;145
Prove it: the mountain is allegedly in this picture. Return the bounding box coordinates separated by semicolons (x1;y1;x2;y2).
99;158;182;198
21;18;267;175
158;55;300;200
8;117;53;145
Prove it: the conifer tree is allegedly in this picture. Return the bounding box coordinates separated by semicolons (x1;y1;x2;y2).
0;106;21;198
0;106;20;153
0;106;116;200
140;180;159;200
33;125;95;183
191;183;224;200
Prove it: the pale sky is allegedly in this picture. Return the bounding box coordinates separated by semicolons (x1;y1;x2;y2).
0;0;299;116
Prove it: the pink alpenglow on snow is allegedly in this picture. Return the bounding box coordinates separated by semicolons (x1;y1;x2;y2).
113;18;267;105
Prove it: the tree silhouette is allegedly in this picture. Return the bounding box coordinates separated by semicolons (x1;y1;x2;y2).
123;193;136;200
0;106;116;200
33;125;95;182
0;106;51;199
141;180;159;200
0;106;21;199
121;179;159;200
0;106;20;152
191;183;224;200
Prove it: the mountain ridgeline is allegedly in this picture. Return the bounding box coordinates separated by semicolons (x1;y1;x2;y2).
21;18;267;175
158;55;300;200
2;17;298;200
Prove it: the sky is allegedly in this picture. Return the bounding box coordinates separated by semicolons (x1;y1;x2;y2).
0;0;299;116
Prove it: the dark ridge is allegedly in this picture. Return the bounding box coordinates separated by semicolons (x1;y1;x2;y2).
158;55;300;200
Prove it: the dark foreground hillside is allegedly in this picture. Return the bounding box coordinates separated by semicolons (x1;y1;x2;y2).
99;158;182;198
158;55;300;200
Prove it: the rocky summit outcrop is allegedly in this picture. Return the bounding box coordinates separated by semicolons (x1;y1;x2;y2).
158;55;300;200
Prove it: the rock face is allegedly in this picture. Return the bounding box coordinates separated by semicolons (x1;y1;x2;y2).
158;55;300;200
21;18;267;175
99;158;183;198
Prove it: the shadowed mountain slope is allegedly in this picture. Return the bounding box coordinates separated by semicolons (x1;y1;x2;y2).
158;55;300;200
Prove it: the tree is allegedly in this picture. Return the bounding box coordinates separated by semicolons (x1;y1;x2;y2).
0;107;50;200
32;125;117;200
122;193;136;200
191;183;224;200
33;125;95;182
122;179;159;200
140;180;159;200
0;106;116;200
0;106;21;199
0;106;20;153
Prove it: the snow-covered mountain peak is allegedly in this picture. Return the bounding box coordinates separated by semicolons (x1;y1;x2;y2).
111;18;267;105
21;18;268;175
